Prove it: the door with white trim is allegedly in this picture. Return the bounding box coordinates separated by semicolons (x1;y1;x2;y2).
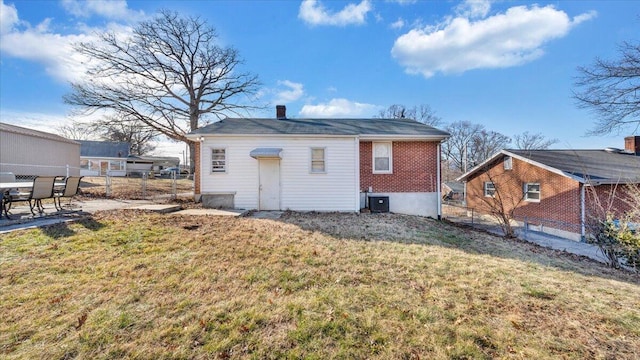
259;159;280;210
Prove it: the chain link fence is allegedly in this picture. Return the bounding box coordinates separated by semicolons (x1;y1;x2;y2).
1;163;193;201
80;174;193;201
442;202;583;241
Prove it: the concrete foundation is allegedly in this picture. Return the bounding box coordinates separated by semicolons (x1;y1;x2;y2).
201;193;235;209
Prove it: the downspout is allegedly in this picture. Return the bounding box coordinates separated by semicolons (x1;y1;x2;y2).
580;183;586;241
354;136;360;213
437;142;442;220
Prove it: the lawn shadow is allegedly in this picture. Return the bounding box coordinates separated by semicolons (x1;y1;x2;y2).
38;215;105;239
41;222;76;239
275;211;640;285
77;217;105;231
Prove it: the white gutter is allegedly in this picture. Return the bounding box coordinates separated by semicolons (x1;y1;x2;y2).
437;142;442;220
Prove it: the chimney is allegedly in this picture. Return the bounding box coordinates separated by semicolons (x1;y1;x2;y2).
624;136;640;155
276;105;286;120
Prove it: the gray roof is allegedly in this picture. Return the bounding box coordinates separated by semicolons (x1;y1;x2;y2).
0;122;79;145
79;140;130;158
189;117;450;138
444;181;464;193
459;148;640;184
508;149;640;183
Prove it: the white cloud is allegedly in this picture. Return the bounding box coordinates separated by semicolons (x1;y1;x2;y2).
300;98;380;118
274;80;305;104
0;0;19;34
455;0;491;19
387;0;417;5
0;0;140;84
0;24;94;83
390;17;405;29
299;0;372;26
61;0;144;21
392;4;596;78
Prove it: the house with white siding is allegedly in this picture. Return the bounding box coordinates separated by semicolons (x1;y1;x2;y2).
78;140;130;177
187;106;449;218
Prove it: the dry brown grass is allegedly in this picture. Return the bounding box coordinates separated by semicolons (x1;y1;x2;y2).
1;210;639;359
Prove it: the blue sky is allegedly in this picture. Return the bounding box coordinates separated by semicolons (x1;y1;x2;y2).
1;0;639;158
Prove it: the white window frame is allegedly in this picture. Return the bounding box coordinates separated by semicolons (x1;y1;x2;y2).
484;182;496;197
372;142;393;174
310;147;326;174
524;182;541;202
211;148;227;173
504;156;513;170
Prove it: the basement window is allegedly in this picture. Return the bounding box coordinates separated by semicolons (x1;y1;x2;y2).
211;148;226;173
484;182;496;197
524;183;540;202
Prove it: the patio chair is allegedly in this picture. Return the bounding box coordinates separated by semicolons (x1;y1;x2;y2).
3;176;57;218
54;176;83;211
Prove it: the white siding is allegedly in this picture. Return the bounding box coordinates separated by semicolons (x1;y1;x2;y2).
0;131;80;176
200;136;358;211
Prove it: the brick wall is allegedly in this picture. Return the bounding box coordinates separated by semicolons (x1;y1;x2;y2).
359;141;439;193
466;155;582;228
586;184;635;219
194;141;201;195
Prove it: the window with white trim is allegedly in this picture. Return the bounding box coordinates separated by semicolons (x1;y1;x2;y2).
373;142;392;173
484;182;496;197
524;183;540;202
504;156;513;170
310;147;326;173
211;148;226;173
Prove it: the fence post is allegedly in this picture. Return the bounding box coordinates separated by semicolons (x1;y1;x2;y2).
471;208;474;226
66;164;70;178
105;174;112;198
523;217;528;239
142;172;147;199
171;172;177;200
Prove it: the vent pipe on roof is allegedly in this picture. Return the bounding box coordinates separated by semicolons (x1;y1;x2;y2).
276;105;286;120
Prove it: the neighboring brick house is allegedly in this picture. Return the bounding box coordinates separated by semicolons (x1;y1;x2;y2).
457;136;640;241
186;106;449;217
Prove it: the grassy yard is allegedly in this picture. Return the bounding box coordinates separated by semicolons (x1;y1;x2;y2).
1;211;639;359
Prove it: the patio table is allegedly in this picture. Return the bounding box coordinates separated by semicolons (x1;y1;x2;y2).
0;181;65;219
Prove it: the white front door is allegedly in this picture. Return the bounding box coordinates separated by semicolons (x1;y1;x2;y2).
259;159;280;210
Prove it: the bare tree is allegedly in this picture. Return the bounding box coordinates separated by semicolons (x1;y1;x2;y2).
513;131;558;150
442;121;510;176
442;121;484;174
377;104;442;126
94;115;157;156
475;169;526;238
574;41;640;135
469;130;511;167
58;120;94;140
64;10;261;169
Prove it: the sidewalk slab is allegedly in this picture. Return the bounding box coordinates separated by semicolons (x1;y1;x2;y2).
250;211;284;219
130;204;182;213
172;208;246;216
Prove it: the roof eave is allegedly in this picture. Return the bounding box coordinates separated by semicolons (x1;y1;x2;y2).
456;150;586;183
